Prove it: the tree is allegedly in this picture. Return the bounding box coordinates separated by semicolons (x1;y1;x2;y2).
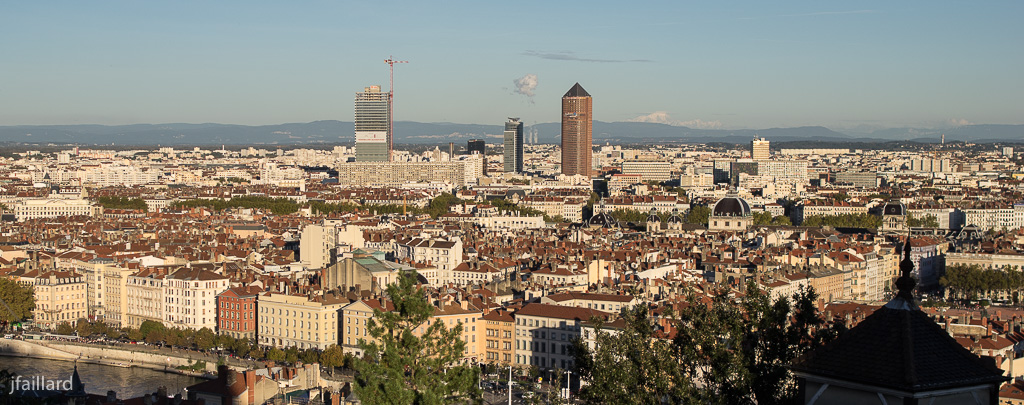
145;328;166;345
321;345;345;376
300;348;320;365
752;212;793;226
139;320;166;339
232;339;251;358
752;211;773;226
55;322;75;335
573;284;836;405
105;327;123;340
195;328;217;351
75;318;92;337
353;270;480;404
250;346;266;360
571;307;693;404
0;278;34;326
686;205;711;225
125;327;143;342
267;347;285;362
285;346;300;364
907;214;940;228
96;196;148;211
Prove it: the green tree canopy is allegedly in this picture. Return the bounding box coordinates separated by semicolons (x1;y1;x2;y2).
55;322;75;336
194;327;217;351
320;344;345;376
96;196;148;211
752;212;793;226
139;320;166;339
571;306;693;403
907;214;940;228
686;205;711;225
353;270;480;404
573;284;836;405
173;196;300;215
0;278;34;325
267;347;285;362
940;264;1024;301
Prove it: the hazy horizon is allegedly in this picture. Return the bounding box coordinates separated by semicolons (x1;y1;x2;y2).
2;1;1021;129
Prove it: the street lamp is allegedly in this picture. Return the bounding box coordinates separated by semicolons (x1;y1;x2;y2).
565;369;572;401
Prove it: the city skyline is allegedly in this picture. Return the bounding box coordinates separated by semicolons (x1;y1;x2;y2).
0;1;1021;130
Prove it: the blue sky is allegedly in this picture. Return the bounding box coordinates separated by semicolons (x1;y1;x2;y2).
1;1;1021;130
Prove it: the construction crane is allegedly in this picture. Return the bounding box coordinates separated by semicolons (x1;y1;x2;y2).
384;56;408;161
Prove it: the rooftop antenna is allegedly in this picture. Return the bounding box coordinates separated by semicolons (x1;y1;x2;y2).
384;56;409;162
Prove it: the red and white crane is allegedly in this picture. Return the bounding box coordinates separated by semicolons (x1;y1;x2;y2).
384;56;408;161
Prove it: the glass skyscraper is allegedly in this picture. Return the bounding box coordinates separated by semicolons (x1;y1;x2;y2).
355;85;390;162
503;118;523;173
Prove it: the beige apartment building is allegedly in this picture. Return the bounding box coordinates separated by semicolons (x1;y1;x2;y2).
124;268;168;328
334;158;484;187
17;269;88;329
101;265;135;327
258;291;345;350
482;309;515;366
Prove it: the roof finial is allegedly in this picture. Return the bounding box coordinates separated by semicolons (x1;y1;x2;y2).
895;235;917;301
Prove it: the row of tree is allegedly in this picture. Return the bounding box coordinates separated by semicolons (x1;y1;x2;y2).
96;196;148;211
309;193;469;219
56;318;353;375
172;196;301;215
940;264;1024;301
752;211;793;226
606;206;715;226
907;214;940;228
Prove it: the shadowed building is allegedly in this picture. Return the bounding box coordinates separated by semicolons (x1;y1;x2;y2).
791;241;1007;404
468;139;485;155
504;118;524;173
561;83;593;176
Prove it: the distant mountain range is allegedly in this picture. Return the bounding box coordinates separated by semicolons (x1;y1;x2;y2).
0;121;1020;145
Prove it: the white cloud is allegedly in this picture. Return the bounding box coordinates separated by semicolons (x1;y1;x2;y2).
513;74;538;101
947;118;972;127
627;111;723;129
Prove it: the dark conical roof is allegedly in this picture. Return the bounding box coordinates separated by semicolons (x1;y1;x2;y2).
791;237;1007;392
563;83;590;98
790;304;1007;392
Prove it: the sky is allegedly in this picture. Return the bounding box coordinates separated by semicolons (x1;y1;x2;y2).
1;1;1021;130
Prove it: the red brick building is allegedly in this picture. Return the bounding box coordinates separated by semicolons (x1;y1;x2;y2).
216;286;262;340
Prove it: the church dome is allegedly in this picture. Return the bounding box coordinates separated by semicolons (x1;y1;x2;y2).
882;200;907;216
712;196;751;217
666;207;685;224
587;211;619;229
646;208;661;223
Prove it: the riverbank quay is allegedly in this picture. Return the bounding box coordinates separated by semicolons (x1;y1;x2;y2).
0;337;254;379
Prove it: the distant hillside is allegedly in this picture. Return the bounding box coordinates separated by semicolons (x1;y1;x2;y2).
0;121;1020;145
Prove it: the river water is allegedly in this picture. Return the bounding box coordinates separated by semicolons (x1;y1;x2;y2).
0;356;202;399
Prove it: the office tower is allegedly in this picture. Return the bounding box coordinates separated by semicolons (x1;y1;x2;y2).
503;118;524;173
355;85;390;162
751;137;770;160
561;83;592;176
467;139;485;155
